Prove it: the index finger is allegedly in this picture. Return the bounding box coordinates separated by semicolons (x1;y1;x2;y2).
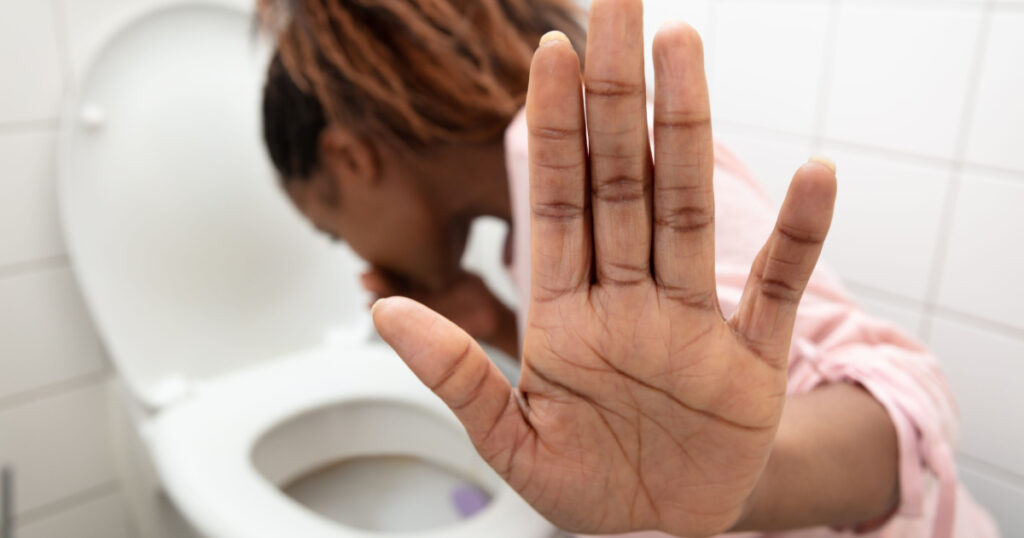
526;32;591;304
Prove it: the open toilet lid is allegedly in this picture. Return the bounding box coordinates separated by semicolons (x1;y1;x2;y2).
58;1;366;409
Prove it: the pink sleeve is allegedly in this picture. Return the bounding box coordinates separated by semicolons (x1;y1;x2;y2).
784;296;960;537
503;108;531;340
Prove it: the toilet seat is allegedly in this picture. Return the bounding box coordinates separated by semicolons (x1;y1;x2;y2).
149;343;553;538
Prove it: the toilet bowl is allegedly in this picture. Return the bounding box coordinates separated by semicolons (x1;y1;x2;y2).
149;343;550;538
56;1;552;537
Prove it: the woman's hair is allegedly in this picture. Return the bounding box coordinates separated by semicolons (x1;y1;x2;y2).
263;52;326;180
259;0;586;166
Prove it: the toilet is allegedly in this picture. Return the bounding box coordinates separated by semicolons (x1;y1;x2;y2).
56;1;551;537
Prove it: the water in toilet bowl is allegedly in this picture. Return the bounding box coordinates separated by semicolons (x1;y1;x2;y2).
251;398;507;534
284;455;491;532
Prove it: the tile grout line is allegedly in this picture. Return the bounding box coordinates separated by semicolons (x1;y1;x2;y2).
842;282;931;339
917;174;962;344
918;0;994;342
721;118;921;160
0;369;112;413
714;120;814;146
0;120;59;134
716;118;1024;181
957;452;1024;489
930;306;1024;341
958;159;1024;181
0;255;70;280
843;280;1024;341
843;281;926;310
13;481;120;527
704;0;720;92
48;0;74;100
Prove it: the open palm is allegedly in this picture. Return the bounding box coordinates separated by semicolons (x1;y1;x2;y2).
371;0;838;535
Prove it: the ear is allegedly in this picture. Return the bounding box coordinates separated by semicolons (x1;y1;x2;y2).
319;125;380;191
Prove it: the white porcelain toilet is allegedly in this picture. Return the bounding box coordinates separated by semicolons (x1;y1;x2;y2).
56;1;550;537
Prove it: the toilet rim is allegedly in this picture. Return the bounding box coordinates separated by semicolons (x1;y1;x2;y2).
147;344;555;538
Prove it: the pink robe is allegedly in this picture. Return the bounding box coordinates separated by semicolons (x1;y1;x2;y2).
502;108;999;538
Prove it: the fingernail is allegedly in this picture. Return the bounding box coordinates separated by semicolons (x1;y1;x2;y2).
370;297;389;317
809;155;837;174
539;30;570;47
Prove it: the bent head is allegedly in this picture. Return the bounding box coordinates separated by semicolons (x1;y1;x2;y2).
262;55;462;290
259;0;585;289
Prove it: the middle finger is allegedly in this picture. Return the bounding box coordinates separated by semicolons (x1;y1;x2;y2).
585;0;653;287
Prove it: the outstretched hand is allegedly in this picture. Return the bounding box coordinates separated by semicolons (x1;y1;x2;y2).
371;0;837;535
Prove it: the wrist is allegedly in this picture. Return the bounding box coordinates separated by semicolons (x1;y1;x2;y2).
728;424;787;533
727;384;901;533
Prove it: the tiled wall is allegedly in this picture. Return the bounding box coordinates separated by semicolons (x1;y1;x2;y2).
0;0;136;535
641;0;1024;534
0;0;1020;536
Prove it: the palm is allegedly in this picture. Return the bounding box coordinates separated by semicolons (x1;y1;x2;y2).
509;285;785;534
372;0;837;536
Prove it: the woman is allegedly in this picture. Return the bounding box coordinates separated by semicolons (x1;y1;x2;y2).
258;0;996;536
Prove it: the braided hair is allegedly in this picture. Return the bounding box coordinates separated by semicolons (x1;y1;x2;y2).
259;0;586;179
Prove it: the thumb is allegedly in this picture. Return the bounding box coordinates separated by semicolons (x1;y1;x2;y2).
371;297;531;471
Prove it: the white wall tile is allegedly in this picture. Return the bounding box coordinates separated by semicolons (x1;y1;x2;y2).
850;291;925;339
18;491;133;538
643;0;711;36
711;1;830;136
965;9;1024;173
714;127;814;207
819;145;950;301
0;267;107;401
824;4;982;159
0;131;66;267
0;1;64;123
929;316;1024;477
938;172;1024;330
643;0;712;93
958;463;1024;537
0;382;117;515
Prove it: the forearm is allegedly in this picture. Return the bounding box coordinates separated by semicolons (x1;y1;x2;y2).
731;382;900;532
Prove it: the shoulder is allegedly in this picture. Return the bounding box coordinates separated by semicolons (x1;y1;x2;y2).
504;107;529;162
